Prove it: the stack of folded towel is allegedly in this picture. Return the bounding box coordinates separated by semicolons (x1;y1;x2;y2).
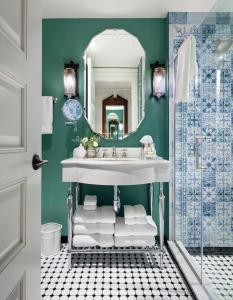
72;195;116;247
83;195;97;210
114;204;157;247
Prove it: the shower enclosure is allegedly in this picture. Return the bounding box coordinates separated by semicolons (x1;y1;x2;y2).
169;1;233;299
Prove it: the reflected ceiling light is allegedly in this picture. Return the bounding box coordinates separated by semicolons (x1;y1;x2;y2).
64;61;79;98
151;61;166;99
107;112;119;120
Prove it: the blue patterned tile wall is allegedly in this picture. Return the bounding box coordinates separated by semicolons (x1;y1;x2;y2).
169;12;233;247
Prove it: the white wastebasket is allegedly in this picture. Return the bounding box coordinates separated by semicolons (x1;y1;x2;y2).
41;223;62;257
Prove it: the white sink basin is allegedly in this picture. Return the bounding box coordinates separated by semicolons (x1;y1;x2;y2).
61;157;169;186
88;157;142;162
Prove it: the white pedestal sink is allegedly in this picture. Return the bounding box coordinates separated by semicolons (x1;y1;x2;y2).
61;156;169;185
61;148;169;269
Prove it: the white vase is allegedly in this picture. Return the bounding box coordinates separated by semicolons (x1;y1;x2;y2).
73;145;86;158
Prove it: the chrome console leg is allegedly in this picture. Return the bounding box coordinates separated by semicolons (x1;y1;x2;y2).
113;185;120;213
150;183;153;216
75;183;80;210
159;182;165;268
67;182;73;269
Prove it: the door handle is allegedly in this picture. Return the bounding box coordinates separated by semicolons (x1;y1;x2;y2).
195;136;212;170
32;154;48;170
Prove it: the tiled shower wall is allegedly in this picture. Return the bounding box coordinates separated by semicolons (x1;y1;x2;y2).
169;12;233;247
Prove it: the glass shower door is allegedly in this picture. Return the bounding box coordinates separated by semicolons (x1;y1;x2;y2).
174;85;203;269
170;5;233;299
198;30;233;298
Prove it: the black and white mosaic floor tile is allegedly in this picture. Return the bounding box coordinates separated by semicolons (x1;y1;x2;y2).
195;255;233;300
41;244;194;299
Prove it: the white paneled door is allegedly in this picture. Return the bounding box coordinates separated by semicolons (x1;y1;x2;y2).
0;0;41;299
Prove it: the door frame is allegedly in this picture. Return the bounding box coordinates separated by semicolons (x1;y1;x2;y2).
102;94;128;136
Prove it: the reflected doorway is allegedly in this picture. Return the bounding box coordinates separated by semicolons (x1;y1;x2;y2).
102;95;128;139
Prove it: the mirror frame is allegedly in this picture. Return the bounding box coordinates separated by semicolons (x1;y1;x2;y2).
83;28;146;140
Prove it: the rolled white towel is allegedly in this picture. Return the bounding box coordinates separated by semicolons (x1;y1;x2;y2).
124;204;146;219
115;217;157;237
114;236;155;248
73;234;114;248
84;195;97;206
73;206;116;224
73;223;114;235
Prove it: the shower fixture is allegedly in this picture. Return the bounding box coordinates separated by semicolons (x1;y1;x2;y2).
215;38;233;54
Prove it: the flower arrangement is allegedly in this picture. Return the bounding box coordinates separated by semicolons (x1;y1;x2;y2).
73;135;100;149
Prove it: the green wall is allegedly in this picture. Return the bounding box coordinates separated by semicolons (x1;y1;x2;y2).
42;18;169;237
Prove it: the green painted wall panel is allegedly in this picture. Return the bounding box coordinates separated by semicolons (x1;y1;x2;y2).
42;18;169;237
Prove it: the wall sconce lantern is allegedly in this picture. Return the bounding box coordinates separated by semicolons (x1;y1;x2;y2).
64;61;79;98
151;61;166;99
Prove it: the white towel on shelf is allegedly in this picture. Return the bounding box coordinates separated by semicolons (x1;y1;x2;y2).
73;206;116;224
100;206;116;223
124;204;146;219
73;234;114;248
73;223;114;235
84;195;97;206
125;217;147;225
114;236;155;248
83;205;97;211
175;35;198;102
73;206;97;223
42;96;53;134
115;217;157;237
83;195;97;210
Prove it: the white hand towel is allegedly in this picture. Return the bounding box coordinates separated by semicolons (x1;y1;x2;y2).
42;96;53;134
114;236;155;248
83;205;97;211
73;234;114;248
99;206;116;224
73;206;116;224
124;217;148;225
73;206;97;224
115;217;157;237
175;35;198;102
73;234;98;247
84;195;97;206
73;223;114;235
124;204;146;219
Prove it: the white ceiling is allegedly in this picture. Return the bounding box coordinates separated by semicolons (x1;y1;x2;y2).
43;0;218;19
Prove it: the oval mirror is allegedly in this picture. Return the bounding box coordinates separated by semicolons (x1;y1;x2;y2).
84;29;145;140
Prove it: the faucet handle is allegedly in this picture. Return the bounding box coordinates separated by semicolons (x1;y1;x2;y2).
112;146;117;158
121;148;127;158
102;149;108;158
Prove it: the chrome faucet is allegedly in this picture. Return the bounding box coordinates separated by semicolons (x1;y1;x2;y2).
112;146;117;158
